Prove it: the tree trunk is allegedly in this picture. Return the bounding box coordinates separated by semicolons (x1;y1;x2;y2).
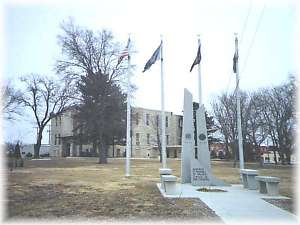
34;132;43;158
156;125;162;163
225;136;230;160
79;143;83;156
272;149;278;165
285;149;291;165
271;137;278;165
112;136;115;158
279;152;285;165
278;133;286;165
159;148;162;163
259;150;264;168
98;142;108;164
92;141;97;157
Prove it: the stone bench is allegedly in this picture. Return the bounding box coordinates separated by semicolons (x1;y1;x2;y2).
161;175;177;195
159;168;172;188
255;176;280;196
240;169;259;190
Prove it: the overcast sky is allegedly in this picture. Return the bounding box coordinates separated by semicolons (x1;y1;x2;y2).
1;0;298;144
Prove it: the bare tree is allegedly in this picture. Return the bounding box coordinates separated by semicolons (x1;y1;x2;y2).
212;92;254;166
212;93;239;165
56;20;126;85
247;93;269;148
212;75;296;166
1;82;22;120
211;99;231;159
56;20;128;164
251;89;279;163
19;74;73;158
258;76;296;164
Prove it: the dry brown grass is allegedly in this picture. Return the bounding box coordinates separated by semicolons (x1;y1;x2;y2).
5;158;296;220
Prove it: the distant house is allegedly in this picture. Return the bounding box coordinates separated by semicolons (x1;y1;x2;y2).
209;143;227;159
261;148;297;164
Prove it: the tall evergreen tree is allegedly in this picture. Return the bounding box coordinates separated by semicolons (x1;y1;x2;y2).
74;72;126;163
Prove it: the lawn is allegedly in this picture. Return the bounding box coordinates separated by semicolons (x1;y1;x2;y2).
5;158;296;220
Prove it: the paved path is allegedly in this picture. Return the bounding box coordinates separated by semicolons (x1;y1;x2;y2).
158;183;298;224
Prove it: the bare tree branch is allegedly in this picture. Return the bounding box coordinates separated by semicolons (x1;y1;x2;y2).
18;74;74;158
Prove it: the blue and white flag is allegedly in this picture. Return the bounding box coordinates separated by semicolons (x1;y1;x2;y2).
143;43;162;72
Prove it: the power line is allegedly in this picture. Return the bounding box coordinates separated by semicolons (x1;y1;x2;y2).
225;70;234;96
225;0;252;97
239;0;253;47
240;4;266;77
225;2;265;97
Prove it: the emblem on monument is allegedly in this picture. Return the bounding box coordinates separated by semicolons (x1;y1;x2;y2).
198;133;206;141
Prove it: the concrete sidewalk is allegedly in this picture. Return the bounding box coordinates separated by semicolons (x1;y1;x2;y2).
157;183;298;224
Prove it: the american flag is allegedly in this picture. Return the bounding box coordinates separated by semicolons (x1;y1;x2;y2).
118;38;131;64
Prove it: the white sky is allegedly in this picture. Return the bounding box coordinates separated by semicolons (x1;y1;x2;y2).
1;0;298;144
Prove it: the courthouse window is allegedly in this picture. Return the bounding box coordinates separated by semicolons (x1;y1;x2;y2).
147;133;150;145
136;133;140;146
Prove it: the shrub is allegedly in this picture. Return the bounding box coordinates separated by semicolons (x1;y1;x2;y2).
26;152;32;158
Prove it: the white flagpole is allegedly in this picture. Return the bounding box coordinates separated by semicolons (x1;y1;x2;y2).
160;35;167;168
235;33;245;170
197;36;202;161
197;36;202;106
125;36;131;177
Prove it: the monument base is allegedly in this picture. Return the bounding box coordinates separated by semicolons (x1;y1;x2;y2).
191;159;230;186
181;88;230;187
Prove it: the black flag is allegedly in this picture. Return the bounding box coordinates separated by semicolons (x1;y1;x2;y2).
143;43;162;72
233;50;238;73
190;44;201;72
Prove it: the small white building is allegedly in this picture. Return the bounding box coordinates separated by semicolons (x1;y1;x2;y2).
20;144;50;158
262;151;297;164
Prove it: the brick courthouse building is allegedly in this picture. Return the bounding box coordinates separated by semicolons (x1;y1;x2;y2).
50;107;183;159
